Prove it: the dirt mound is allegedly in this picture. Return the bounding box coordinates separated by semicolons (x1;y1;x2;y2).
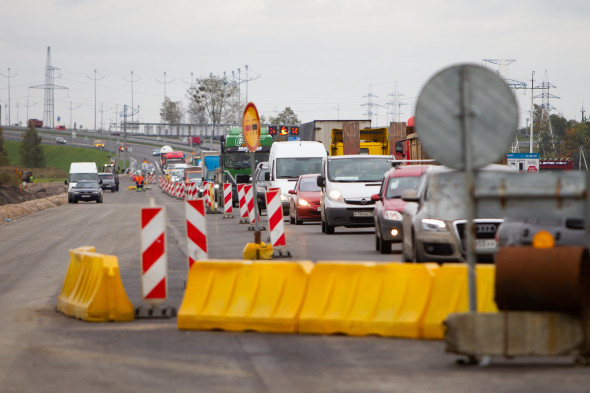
0;182;66;206
0;182;68;224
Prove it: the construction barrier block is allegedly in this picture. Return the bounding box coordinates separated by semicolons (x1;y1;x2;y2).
178;260;314;333
421;264;498;340
242;242;274;260
297;262;439;337
57;247;135;322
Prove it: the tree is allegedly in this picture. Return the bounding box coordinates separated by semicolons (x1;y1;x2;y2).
160;97;184;124
0;127;10;166
268;107;300;124
561;122;590;167
186;74;240;125
19;124;44;168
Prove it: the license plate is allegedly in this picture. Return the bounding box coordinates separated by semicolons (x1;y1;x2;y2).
317;207;321;211
476;239;497;250
82;195;90;198
353;211;373;217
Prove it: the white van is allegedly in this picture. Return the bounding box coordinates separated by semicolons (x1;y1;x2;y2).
66;162;99;203
317;155;392;234
267;141;327;215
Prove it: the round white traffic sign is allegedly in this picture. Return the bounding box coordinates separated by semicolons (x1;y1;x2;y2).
415;64;519;170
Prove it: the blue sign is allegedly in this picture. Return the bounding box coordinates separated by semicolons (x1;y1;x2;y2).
57;116;61;122
507;153;539;159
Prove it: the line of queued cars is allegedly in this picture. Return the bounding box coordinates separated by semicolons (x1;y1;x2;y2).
257;153;523;263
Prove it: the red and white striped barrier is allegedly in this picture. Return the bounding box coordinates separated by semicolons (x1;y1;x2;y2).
140;206;167;306
238;184;248;223
223;183;233;217
185;199;208;269
202;181;210;208
244;184;255;224
158;176;163;189
147;174;155;184
266;187;286;247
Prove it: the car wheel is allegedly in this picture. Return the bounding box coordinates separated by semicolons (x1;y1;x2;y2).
73;199;78;204
97;196;103;203
294;209;302;225
375;233;381;251
325;221;335;234
111;189;115;193
379;237;391;255
289;212;295;224
321;220;326;233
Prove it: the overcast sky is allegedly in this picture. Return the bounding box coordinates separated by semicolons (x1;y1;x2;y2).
1;0;589;131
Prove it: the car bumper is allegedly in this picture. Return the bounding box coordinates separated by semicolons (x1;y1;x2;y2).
296;205;322;221
414;230;498;263
325;206;375;228
376;218;403;242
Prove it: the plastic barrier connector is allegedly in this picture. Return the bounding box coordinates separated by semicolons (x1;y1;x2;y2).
421;264;498;340
297;262;439;337
178;260;314;333
243;242;274;260
57;247;135;322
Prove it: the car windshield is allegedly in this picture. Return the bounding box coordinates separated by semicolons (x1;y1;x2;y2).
328;158;391;182
299;176;321;192
70;173;98;182
256;167;268;182
276;158;323;179
75;181;99;189
225;152;269;169
186;171;201;180
98;174;114;180
386;176;421;199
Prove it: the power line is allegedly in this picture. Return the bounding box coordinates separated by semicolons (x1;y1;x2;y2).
87;69;105;132
29;47;68;128
123;71;141;123
0;67;17;124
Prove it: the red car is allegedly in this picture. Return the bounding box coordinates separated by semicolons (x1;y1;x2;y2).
371;165;431;254
288;174;322;225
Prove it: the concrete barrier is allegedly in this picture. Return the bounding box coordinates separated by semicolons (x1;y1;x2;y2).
297;262;439;337
421;264;498;339
57;246;135;322
178;260;314;333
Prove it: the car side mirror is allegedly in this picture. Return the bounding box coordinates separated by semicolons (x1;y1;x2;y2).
401;189;419;202
288;189;296;195
264;172;270;181
371;194;381;202
316;175;325;188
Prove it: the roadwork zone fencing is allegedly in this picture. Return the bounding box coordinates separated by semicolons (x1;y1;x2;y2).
57;246;135;322
178;260;314;332
177;261;499;339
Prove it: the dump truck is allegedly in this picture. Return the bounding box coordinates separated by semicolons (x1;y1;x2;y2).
330;127;389;156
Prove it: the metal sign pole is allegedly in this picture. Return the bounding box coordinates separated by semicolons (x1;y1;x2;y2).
251;151;260;237
460;67;477;313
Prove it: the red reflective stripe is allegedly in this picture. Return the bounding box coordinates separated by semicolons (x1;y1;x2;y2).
142;233;165;273
145;278;166;299
141;208;161;229
187;221;207;254
269;208;283;230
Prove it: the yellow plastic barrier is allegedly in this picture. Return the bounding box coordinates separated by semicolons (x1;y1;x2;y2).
297;262;439;337
57;247;135;322
421;264;498;339
178;260;314;333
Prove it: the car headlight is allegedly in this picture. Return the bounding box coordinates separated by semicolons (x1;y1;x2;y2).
384;210;403;220
256;187;266;193
298;198;311;207
74;191;80;195
328;189;344;202
214;184;220;189
421;218;447;231
280;194;289;202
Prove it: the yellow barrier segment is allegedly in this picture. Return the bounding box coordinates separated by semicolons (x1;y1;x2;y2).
57;247;135;322
421;264;498;340
297;262;439;337
178;260;314;333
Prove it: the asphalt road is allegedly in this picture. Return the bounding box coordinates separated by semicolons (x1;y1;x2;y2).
1;172;590;393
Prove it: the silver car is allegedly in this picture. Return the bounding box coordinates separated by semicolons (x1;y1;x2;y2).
401;165;516;263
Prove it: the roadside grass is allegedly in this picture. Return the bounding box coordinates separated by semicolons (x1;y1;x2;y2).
1;140;111;184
